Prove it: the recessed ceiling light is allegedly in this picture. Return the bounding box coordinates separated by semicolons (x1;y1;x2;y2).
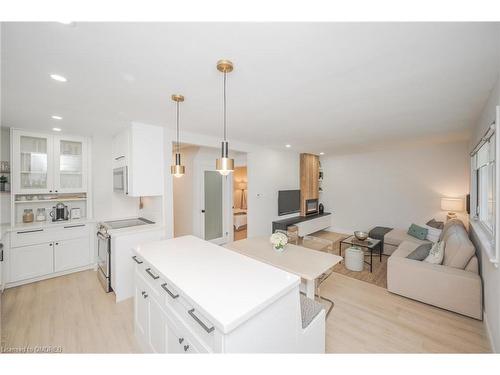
285;144;291;148
50;74;67;82
51;115;63;120
52;127;62;132
59;21;74;25
320;152;325;155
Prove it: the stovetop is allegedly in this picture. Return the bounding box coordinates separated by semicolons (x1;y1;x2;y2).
103;217;155;230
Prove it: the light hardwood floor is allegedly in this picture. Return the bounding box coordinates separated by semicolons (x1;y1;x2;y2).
1;269;491;353
1;270;140;353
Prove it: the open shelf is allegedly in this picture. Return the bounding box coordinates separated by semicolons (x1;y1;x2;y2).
15;198;87;204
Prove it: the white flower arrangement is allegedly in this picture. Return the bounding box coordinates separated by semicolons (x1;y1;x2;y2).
270;232;288;251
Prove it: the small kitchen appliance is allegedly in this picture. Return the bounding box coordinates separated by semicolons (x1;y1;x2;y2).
70;207;81;219
50;202;69;222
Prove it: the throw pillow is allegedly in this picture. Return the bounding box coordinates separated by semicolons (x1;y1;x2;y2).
406;243;433;261
423;224;442;243
426;219;444;230
424;241;445;264
407;223;428;240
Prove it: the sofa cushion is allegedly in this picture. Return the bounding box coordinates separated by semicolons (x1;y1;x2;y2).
385;228;431;247
406;242;433;261
465;255;479;274
438;218;465;241
426;219;444;230
391;240;421;258
442;225;476;269
407;223;429;240
424;241;445;264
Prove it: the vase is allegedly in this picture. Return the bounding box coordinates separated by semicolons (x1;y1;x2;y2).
273;244;286;252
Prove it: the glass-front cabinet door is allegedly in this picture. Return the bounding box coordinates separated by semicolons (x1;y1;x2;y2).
53;135;87;193
12;130;54;194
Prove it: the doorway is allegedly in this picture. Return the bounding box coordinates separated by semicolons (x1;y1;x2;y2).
233;166;247;240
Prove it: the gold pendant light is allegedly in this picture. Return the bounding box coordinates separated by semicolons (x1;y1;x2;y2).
171;94;186;178
216;59;235;176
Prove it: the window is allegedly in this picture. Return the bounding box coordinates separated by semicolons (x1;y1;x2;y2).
471;129;496;235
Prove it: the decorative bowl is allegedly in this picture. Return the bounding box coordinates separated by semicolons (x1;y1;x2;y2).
354;231;369;241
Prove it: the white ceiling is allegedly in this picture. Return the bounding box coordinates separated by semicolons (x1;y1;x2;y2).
2;22;500;153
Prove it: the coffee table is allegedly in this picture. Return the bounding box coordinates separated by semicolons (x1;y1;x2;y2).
339;236;382;273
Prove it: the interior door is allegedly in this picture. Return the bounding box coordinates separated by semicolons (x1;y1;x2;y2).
202;170;227;244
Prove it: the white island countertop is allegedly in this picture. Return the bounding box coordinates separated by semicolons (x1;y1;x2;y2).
134;235;300;334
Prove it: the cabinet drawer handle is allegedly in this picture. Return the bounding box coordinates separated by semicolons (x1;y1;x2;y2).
161;283;179;299
17;229;43;234
188;308;215;333
145;268;159;280
132;256;143;264
64;224;85;229
141;291;148;298
114;156;125;160
183;345;189;352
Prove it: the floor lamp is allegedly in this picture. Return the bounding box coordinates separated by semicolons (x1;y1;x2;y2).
237;182;247;209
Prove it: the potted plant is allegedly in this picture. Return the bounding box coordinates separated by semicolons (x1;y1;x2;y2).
0;175;7;192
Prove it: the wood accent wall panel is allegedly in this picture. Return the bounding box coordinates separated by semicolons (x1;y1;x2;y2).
300;153;319;216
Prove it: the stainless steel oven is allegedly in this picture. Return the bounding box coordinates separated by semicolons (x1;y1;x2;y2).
97;229;112;292
113;166;128;194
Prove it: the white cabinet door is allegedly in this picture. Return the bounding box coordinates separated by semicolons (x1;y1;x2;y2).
112;129;129;167
53;135;87;193
9;242;54;283
135;274;151;351
54;237;90;273
12;130;54;194
149;297;167;353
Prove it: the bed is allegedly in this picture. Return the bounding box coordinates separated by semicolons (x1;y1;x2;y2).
233;209;247;230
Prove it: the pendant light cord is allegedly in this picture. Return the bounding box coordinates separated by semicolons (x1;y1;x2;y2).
176;101;180;154
223;71;227;141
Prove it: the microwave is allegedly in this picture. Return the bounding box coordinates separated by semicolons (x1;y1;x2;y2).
113;166;128;194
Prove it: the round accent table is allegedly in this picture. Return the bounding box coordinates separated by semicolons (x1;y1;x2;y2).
345;247;364;272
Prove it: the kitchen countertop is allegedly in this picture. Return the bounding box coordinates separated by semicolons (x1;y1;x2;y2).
6;218;97;232
134;235;300;334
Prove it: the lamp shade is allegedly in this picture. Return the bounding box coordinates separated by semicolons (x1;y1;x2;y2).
236;181;247;190
441;198;464;212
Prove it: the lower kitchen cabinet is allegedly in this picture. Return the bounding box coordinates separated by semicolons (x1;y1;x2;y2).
134;272;198;354
135;273;150;345
9;242;54;283
6;222;95;287
149;297;167;353
54;237;90;273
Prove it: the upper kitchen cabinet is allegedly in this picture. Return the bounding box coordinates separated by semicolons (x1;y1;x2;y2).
53;135;88;193
112;123;164;197
12;129;88;194
12;131;54;194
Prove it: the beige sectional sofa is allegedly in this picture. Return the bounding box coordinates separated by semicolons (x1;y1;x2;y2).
387;219;482;320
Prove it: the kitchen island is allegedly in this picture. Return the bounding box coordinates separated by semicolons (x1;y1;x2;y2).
132;235;326;353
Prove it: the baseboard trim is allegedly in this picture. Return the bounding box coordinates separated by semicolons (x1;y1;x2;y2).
5;264;95;289
483;310;498;353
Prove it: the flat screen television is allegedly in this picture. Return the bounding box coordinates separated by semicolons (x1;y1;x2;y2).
278;190;301;216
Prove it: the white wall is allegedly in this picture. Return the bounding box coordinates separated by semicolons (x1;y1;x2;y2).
0;127;11;224
469;75;500;353
91;134;141;221
173;146;199;237
321;141;469;234
247;149;300;237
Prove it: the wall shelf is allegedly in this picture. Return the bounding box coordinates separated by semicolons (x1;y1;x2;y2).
14;198;87;204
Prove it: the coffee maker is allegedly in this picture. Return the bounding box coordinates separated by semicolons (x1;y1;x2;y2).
50;202;69;222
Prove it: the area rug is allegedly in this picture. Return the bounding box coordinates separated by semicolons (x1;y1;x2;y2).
304;230;389;289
